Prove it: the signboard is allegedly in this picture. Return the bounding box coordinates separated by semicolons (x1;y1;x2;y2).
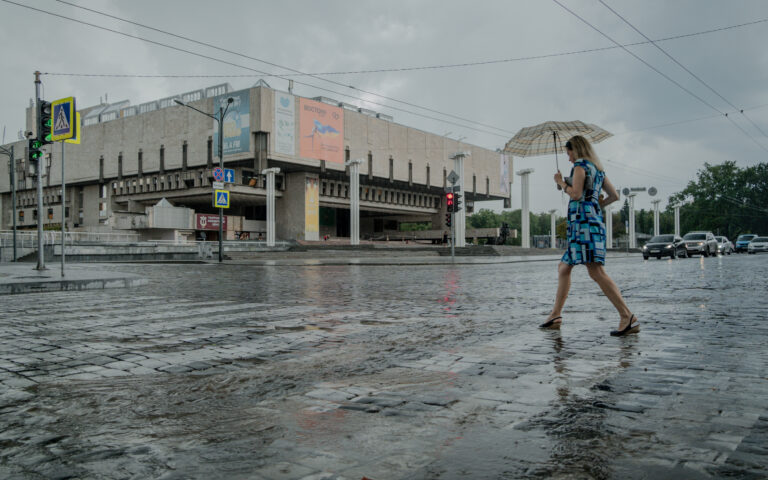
51;97;76;141
274;92;295;156
299;98;343;164
447;170;460;184
223;168;235;183
195;213;228;231
213;89;250;156
212;181;225;190
212;167;224;181
499;153;510;196
64;112;81;145
213;189;230;208
305;177;319;240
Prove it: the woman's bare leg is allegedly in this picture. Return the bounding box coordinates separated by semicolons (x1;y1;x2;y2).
586;263;635;328
547;262;574;323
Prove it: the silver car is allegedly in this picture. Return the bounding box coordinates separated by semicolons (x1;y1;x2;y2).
715;236;733;255
682;231;718;257
748;236;768;254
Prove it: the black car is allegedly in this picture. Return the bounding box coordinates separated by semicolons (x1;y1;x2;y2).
642;234;687;260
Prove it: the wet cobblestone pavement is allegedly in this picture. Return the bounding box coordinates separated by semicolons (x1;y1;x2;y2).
1;254;767;479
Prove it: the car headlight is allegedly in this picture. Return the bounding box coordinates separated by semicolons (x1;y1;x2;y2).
665;245;673;249
697;242;704;246
642;246;648;250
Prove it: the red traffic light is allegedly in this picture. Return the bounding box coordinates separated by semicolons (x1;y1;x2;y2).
446;192;454;206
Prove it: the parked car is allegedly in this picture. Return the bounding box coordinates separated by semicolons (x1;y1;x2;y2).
747;236;768;254
735;234;758;253
642;234;687;260
715;236;733;255
682;231;718;257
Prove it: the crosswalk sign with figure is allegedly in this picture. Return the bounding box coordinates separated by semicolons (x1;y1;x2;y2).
51;97;76;141
213;189;230;208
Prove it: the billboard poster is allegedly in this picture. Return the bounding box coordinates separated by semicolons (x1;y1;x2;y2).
299;98;344;164
195;213;228;231
305;177;319;240
274;92;295;156
213;89;250;156
500;153;511;196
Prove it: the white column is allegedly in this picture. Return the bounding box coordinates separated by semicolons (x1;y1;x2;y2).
345;158;363;245
517;169;534;248
628;193;637;249
652;199;661;237
451;152;470;247
605;206;613;249
262;167;280;246
673;205;680;237
549;209;557;249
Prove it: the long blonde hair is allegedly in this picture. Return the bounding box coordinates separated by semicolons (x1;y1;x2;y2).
566;135;604;172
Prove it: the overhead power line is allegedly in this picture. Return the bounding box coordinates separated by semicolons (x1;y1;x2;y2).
50;0;517;136
597;0;768;151
36;12;768;78
553;0;768;156
0;0;514;140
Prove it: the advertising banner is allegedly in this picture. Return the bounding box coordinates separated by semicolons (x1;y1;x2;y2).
274;92;295;156
305;177;319;240
299;98;344;164
213;89;250;156
195;213;228;231
500;153;511;196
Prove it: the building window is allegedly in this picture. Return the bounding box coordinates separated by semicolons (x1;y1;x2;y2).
99;155;104;180
408;160;413;185
486;176;490;196
100;184;107;199
33;209;37;220
426;164;430;188
389;156;394;182
473;174;477;193
159;145;165;174
138;149;143;177
344;147;350;176
118;152;123;179
19;210;24;222
207;137;213;168
182;141;188;171
368;152;373;180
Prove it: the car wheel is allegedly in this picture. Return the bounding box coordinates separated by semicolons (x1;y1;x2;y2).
670;250;676;259
703;250;709;257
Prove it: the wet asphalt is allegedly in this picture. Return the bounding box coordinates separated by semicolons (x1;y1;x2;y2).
1;253;767;479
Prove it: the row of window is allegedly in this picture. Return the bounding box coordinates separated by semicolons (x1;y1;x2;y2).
320;180;439;208
100;140;213;180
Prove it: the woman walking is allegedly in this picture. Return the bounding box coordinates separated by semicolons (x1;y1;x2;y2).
539;135;638;336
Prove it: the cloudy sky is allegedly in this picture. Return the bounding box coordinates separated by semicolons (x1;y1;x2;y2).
1;0;767;214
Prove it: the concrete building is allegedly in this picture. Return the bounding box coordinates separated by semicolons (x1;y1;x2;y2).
1;83;513;242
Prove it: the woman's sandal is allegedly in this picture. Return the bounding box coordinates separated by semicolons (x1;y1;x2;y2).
610;314;639;336
539;316;562;329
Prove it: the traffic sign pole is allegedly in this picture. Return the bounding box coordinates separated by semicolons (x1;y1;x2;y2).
34;71;45;271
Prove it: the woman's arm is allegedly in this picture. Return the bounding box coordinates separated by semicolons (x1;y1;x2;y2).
555;166;585;200
599;176;620;208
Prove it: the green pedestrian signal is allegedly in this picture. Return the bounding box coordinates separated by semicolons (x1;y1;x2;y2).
38;100;52;145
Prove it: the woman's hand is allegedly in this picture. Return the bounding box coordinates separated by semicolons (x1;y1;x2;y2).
554;171;564;190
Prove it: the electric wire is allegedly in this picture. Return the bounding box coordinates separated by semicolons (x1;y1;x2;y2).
552;0;768;156
36;13;768;78
597;0;768;151
50;0;516;136
0;0;511;139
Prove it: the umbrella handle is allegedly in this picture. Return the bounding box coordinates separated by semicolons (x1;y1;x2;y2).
553;131;560;172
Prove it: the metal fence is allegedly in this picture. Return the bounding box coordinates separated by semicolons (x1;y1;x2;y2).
0;230;141;247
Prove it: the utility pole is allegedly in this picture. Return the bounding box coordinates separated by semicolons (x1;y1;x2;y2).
0;144;16;261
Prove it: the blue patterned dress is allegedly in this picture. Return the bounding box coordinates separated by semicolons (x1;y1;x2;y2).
561;159;607;265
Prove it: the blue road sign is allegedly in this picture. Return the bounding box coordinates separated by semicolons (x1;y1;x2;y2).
51;97;76;141
223;168;235;184
212;167;224;181
213;189;230;208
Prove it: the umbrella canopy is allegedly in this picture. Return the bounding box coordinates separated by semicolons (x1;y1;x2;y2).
503;120;612;170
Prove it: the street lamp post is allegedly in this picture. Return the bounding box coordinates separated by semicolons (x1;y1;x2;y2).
174;97;233;263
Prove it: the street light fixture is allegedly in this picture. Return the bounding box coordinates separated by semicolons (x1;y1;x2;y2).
174;96;234;263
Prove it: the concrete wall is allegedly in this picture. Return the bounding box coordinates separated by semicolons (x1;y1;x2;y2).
275;172;316;241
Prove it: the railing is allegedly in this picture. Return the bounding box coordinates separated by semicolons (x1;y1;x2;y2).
0;231;292;248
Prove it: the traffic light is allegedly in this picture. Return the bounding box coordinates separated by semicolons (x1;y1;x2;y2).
445;192;454;212
28;138;44;162
38;100;52;145
454;193;463;212
445;212;452;228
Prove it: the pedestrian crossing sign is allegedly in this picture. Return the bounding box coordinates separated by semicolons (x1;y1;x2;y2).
51;97;76;141
213;189;230;208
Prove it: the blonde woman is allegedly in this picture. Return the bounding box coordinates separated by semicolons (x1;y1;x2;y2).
539;135;638;336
